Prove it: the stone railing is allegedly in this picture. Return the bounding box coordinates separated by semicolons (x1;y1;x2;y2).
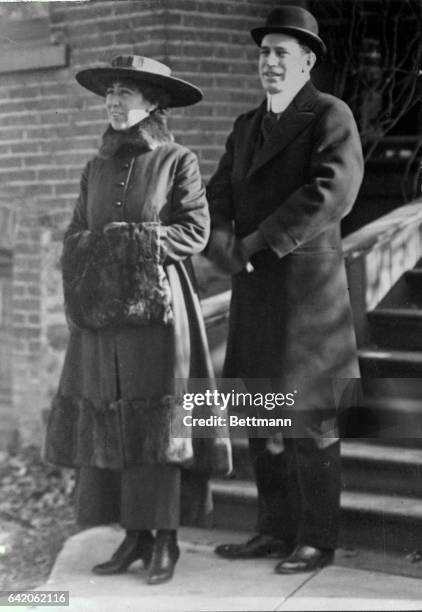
343;201;422;344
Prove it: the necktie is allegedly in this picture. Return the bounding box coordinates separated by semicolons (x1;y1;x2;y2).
251;111;281;164
261;110;279;143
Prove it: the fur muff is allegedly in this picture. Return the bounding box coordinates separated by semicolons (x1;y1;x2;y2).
62;222;173;329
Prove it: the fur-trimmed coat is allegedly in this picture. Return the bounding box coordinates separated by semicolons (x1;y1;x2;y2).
45;113;231;477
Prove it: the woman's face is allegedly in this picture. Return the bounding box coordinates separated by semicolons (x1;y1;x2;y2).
105;80;154;130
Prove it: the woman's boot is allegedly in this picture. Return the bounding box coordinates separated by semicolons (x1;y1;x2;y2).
92;530;154;575
146;530;180;585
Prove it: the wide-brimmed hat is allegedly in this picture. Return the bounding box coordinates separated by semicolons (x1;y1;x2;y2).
75;55;203;107
251;6;327;58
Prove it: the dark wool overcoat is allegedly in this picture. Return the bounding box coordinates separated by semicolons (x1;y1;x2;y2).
207;82;364;415
45;113;231;476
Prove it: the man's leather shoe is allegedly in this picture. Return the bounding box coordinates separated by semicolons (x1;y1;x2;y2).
147;530;180;585
214;534;294;560
275;544;334;574
92;531;154;575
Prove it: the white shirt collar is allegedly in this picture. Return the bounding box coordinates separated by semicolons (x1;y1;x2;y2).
266;76;310;114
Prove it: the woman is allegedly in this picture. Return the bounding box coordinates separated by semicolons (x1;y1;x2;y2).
44;55;231;585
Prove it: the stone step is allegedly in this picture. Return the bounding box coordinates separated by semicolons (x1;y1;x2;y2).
344;394;422;440
368;308;422;350
342;441;422;497
211;479;422;552
229;438;422;495
359;348;422;377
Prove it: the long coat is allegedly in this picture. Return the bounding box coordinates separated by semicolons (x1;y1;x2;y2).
45;113;231;476
207;82;364;414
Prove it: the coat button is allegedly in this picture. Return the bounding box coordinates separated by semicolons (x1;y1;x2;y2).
114;201;122;207
122;163;129;169
117;181;125;187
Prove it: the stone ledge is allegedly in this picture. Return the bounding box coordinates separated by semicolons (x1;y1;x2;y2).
344;202;422;264
0;44;67;74
343;201;422;343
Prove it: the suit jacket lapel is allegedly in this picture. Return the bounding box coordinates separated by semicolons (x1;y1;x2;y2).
236;102;266;179
247;81;318;178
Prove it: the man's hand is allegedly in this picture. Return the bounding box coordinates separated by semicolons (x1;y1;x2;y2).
207;228;249;275
241;230;268;259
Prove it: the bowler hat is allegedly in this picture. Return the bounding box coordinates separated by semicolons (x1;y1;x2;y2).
76;55;203;107
251;6;327;58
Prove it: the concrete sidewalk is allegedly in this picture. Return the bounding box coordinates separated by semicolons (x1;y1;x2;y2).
25;527;422;611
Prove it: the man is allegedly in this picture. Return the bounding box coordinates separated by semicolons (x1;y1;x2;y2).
207;6;363;573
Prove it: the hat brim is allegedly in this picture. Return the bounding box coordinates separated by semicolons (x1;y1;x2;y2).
251;26;327;58
75;67;203;107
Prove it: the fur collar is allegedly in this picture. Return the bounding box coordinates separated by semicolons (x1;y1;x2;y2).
98;111;173;158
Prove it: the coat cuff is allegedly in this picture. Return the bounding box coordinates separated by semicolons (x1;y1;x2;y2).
259;219;299;259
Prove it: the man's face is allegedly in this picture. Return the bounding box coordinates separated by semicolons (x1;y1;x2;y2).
259;33;312;95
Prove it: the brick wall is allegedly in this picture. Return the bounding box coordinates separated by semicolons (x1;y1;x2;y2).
0;247;14;447
0;201;16;448
159;0;280;176
0;0;280;445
